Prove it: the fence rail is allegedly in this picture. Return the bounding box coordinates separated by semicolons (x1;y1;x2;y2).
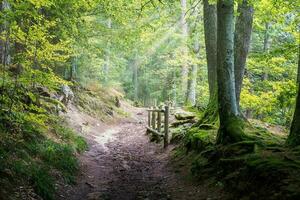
146;105;169;148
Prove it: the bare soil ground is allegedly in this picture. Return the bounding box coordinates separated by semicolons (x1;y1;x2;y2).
56;103;225;200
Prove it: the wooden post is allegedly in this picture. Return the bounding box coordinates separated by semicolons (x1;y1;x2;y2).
148;110;151;127
164;105;169;148
151;107;156;129
157;107;161;132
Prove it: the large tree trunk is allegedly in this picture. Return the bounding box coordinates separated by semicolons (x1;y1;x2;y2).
196;0;218;125
180;0;189;102
216;0;244;144
287;45;300;147
234;0;254;108
203;0;217;100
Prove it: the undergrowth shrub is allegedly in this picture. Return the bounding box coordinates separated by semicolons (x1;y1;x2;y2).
0;83;87;200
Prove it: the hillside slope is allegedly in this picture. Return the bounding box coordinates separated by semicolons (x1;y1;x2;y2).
0;84;123;200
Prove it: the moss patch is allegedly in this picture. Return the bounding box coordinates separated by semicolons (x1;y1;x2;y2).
73;86;125;121
173;121;300;200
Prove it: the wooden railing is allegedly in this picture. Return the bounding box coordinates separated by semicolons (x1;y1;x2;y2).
146;105;169;148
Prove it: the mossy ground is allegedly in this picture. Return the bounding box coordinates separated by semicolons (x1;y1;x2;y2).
73;85;127;121
171;113;300;200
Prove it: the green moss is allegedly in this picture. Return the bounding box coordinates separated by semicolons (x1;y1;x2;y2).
171;126;186;143
216;116;250;144
74;87;121;121
31;165;55;200
172;116;300;199
38;140;79;183
185;127;217;152
52;121;88;153
195;96;219;126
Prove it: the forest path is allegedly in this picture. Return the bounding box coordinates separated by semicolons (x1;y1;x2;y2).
56;103;221;200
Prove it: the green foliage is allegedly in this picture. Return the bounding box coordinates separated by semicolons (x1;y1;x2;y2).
0;87;87;199
0;0;299;198
30;165;55;200
38;140;79;182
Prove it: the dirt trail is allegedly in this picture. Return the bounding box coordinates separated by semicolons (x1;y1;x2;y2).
56;104;223;200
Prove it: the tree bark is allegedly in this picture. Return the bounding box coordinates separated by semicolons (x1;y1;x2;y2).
203;0;217;100
180;0;189;101
172;71;177;107
287;45;300;147
133;54;138;102
103;18;112;84
0;0;10;68
0;2;4;66
186;6;200;106
263;22;271;52
196;0;219;126
234;0;254;108
186;64;198;105
69;57;77;81
262;22;271;81
216;0;244;144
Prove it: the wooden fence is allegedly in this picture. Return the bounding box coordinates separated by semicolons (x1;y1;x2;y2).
146;105;169;148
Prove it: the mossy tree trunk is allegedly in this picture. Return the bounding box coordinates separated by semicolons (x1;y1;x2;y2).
216;0;245;144
197;0;218;125
203;0;217;101
234;0;254;108
287;45;300;147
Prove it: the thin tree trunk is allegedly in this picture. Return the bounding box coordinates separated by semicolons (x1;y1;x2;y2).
298;45;300;83
173;71;177;107
0;2;4;66
103;18;112;84
263;22;271;52
133;54;138;102
70;57;77;81
287;45;300;147
234;0;253;108
0;0;9;104
180;0;189;101
262;22;271;81
186;6;200;106
216;0;244;144
0;0;10;68
186;64;198;105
